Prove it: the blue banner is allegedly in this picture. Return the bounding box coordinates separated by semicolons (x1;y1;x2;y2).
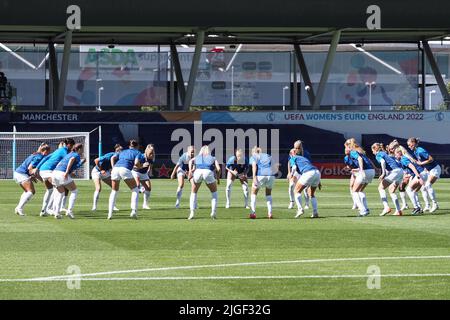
202;111;450;123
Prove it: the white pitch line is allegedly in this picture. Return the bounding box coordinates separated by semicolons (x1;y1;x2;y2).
3;274;450;282
25;255;450;281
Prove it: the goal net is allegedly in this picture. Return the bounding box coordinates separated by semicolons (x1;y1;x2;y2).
0;130;90;180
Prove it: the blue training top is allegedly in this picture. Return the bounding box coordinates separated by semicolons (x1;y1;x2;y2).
177;152;192;171
250;153;273;176
16;153;45;176
350;150;373;170
54;152;81;174
114;148;141;170
289;155;299;169
37;147;69;171
303;149;312;161
375;151;401;171
400;156;424;177
344;155;359;169
414;147;439;171
134;154;154;174
96;152;118;171
226;156;249;174
293;156;317;175
289;149;312;168
194;154;216;171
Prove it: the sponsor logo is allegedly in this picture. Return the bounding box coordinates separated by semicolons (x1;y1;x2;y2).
171;121;279;167
435;112;445;122
441;164;450;177
266;112;275;122
21;113;79;122
315;163;350;179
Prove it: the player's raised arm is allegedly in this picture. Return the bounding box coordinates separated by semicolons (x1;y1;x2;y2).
188;158;196;180
171;163;179;180
134;155;143;169
215;160;221;184
379;159;387;180
64;157;77;179
110;154;118;169
251;161;258;188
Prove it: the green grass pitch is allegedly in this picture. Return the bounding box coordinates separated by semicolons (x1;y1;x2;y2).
1;178;450;300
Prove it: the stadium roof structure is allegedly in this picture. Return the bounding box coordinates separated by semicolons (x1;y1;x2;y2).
0;0;449;45
0;0;449;110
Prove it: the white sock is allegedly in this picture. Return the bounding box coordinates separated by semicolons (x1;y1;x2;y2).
17;191;33;210
226;179;232;205
62;195;67;209
352;192;364;212
266;195;273;214
414;192;421;208
358;192;368;212
379;189;389;209
41;188;53;212
68;189;78;212
53;191;64;215
295;192;303;210
311;197;318;214
108;190;118;215
143;191;151;206
176;187;183;204
303;189;310;206
425;183;437;203
250;194;257;214
47;188;56;211
351;191;358;207
390;193;401;211
53;194;65;212
288;181;295;202
92;190;100;210
406;187;418;208
190;193;197;211
420;187;429;207
400;191;407;207
211;192;218;214
131;187;139;211
242;183;249;206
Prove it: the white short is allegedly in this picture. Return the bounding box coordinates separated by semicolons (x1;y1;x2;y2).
298;169;321;188
428;164;441;179
52;170;73;187
91;167;111;180
419;171;429;181
255;176;275;189
384;168;404;185
13;172;30;184
132;171;150;181
411;171;427;183
39;170;53;180
177;168;187;178
193;169;216;185
111;167;134;181
291;171;301;180
355;169;375;184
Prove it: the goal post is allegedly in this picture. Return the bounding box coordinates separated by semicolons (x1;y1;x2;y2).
0;129;90;180
90;125;102;158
